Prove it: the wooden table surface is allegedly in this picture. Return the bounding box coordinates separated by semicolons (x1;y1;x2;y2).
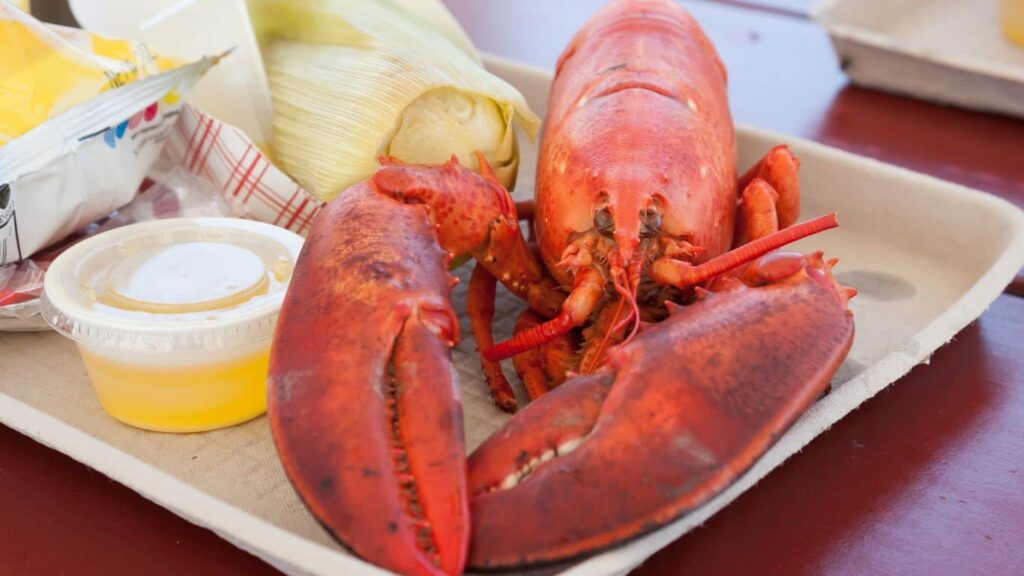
2;1;1023;575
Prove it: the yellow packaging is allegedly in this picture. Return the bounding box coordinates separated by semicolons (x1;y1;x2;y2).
0;0;177;146
1006;0;1024;46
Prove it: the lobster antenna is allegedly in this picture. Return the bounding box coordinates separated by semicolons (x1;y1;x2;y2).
673;213;839;287
483;313;574;362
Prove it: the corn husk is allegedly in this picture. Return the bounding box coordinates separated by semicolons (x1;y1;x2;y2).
248;0;539;201
387;0;478;60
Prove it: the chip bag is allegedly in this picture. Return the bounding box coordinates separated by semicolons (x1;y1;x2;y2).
0;0;179;146
0;0;215;266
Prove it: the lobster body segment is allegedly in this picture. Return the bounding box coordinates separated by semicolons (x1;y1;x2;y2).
484;0;788;366
469;0;855;569
537;0;735;287
268;1;856;574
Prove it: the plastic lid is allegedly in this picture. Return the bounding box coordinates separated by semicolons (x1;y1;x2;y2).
41;218;304;352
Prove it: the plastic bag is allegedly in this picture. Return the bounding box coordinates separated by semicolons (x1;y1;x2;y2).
0;60;215;269
0;167;237;330
0;0;178;146
69;0;274;149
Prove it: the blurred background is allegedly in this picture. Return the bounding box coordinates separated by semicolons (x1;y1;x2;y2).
19;0;74;24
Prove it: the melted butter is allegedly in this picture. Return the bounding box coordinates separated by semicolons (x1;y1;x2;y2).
77;239;282;431
49;218;302;433
80;345;269;433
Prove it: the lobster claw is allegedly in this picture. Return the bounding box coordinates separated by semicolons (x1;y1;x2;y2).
467;255;855;569
268;183;468;576
269;157;561;575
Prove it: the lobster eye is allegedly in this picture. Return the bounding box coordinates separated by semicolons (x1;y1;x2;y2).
594;206;614;236
640;207;662;238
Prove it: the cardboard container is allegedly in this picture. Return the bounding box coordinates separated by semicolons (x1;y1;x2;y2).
1;56;1023;576
812;0;1024;119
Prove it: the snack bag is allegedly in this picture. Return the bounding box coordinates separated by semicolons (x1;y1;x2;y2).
69;0;275;150
0;2;215;266
0;0;178;146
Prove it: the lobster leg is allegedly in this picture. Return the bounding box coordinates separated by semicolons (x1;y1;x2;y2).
511;309;577;400
739;145;800;229
734;178;780;247
515;200;537;242
733;250;812;287
577;298;629;375
482;267;605;361
468;252;855;569
467;264;518;412
373;155;564;321
649;213;839;290
511;335;553;401
510;310;552;401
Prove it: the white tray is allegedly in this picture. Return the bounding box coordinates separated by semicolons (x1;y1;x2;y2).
812;0;1024;118
2;56;1023;576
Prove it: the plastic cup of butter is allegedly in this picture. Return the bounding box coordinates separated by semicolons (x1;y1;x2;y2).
40;218;303;433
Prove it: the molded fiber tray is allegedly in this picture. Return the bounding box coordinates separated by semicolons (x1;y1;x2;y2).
1;56;1023;575
813;0;1024;118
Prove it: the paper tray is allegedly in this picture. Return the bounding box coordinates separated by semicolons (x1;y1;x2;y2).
2;57;1023;576
812;0;1024;119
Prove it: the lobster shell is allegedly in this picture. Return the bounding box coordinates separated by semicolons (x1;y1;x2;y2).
536;0;736;285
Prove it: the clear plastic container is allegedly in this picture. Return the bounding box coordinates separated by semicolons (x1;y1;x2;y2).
41;218;303;432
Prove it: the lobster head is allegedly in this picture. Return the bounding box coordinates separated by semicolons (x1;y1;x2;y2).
535;0;736;295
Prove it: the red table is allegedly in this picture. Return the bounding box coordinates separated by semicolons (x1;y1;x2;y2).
2;2;1022;575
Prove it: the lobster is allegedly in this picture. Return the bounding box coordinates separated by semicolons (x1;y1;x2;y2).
267;1;855;575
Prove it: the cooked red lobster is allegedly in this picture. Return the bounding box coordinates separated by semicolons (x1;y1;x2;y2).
267;1;855;574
